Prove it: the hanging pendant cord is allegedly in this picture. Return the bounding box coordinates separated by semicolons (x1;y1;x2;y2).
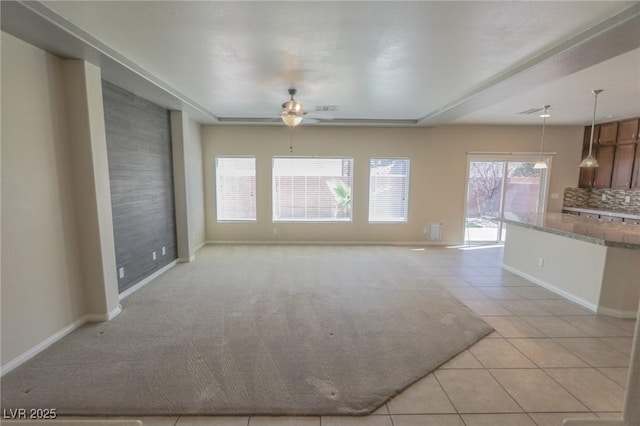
289;126;293;153
539;105;549;160
588;90;601;157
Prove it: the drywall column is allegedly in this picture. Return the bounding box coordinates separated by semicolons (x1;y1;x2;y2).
622;303;640;424
563;303;640;425
61;60;120;320
170;110;193;262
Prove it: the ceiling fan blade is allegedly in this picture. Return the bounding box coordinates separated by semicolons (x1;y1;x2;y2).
516;107;545;115
217;117;282;124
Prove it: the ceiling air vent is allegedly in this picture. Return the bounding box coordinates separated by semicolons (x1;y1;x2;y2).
315;105;338;112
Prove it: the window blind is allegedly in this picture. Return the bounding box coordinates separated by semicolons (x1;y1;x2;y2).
215;157;256;221
273;157;353;222
369;158;410;222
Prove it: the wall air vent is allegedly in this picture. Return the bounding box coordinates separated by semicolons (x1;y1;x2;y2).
315;105;338;112
428;223;442;241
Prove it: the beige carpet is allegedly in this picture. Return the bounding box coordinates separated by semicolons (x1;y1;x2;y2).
1;245;492;416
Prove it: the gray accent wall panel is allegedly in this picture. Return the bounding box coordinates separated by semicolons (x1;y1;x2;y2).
102;80;177;293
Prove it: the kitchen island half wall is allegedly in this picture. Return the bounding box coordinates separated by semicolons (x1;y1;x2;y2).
502;213;640;318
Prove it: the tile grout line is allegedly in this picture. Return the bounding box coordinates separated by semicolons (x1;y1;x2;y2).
535;366;599;418
432;369;464;421
484;368;530;415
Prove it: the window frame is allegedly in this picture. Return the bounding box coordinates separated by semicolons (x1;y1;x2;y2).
214;155;257;223
368;157;411;223
271;156;355;223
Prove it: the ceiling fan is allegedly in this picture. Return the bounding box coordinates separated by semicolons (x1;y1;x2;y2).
280;88;308;127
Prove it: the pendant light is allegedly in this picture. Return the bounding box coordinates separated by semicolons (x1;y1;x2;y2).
579;89;602;168
533;105;550;169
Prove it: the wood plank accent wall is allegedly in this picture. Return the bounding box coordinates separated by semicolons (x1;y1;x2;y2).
102;80;177;292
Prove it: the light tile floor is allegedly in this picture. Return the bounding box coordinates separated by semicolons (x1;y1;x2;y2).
54;245;635;426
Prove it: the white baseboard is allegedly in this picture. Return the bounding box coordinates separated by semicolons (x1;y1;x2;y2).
204;240;456;246
0;316;86;377
3;257;179;375
501;264;599;313
119;260;177;300
86;304;122;322
178;242;205;263
597;306;638;319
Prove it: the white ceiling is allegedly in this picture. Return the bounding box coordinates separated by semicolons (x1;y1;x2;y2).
4;1;640;126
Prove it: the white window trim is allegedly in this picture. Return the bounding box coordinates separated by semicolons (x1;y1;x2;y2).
368;157;410;223
215;155;257;222
272;156;354;223
462;153;551;243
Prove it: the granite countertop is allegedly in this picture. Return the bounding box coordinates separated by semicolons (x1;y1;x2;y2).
502;212;640;249
562;206;640;221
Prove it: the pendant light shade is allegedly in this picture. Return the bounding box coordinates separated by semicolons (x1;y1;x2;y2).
579;89;602;168
533;105;550;169
579;155;599;168
533;160;548;169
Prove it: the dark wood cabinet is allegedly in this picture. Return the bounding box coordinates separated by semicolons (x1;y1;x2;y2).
594;145;615;188
578;116;640;190
599;122;618;144
632;144;640;189
611;143;636;189
618;118;639;142
586;125;600;147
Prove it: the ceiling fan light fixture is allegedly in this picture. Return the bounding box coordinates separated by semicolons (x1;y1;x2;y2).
280;88;305;127
281;113;303;127
580;89;602;169
283;99;303;113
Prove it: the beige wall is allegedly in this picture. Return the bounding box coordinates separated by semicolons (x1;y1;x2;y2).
503;223;605;311
503;223;639;317
1;33;86;365
62;60;120;318
203;125;583;244
187;118;206;252
171;112;206;260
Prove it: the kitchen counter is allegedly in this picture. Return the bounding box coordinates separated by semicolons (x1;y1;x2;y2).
562;206;640;221
502;213;640;318
502;212;640;249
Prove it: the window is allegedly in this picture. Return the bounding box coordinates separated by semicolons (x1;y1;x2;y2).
215;157;256;221
369;158;410;222
273;157;353;222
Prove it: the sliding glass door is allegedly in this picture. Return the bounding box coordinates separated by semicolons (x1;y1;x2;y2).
464;156;549;243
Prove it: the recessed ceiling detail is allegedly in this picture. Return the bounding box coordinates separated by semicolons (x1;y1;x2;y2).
3;1;640;126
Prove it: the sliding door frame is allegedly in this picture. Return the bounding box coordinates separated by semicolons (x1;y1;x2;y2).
462;153;552;244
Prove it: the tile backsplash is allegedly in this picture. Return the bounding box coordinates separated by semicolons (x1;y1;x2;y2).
563;187;640;212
